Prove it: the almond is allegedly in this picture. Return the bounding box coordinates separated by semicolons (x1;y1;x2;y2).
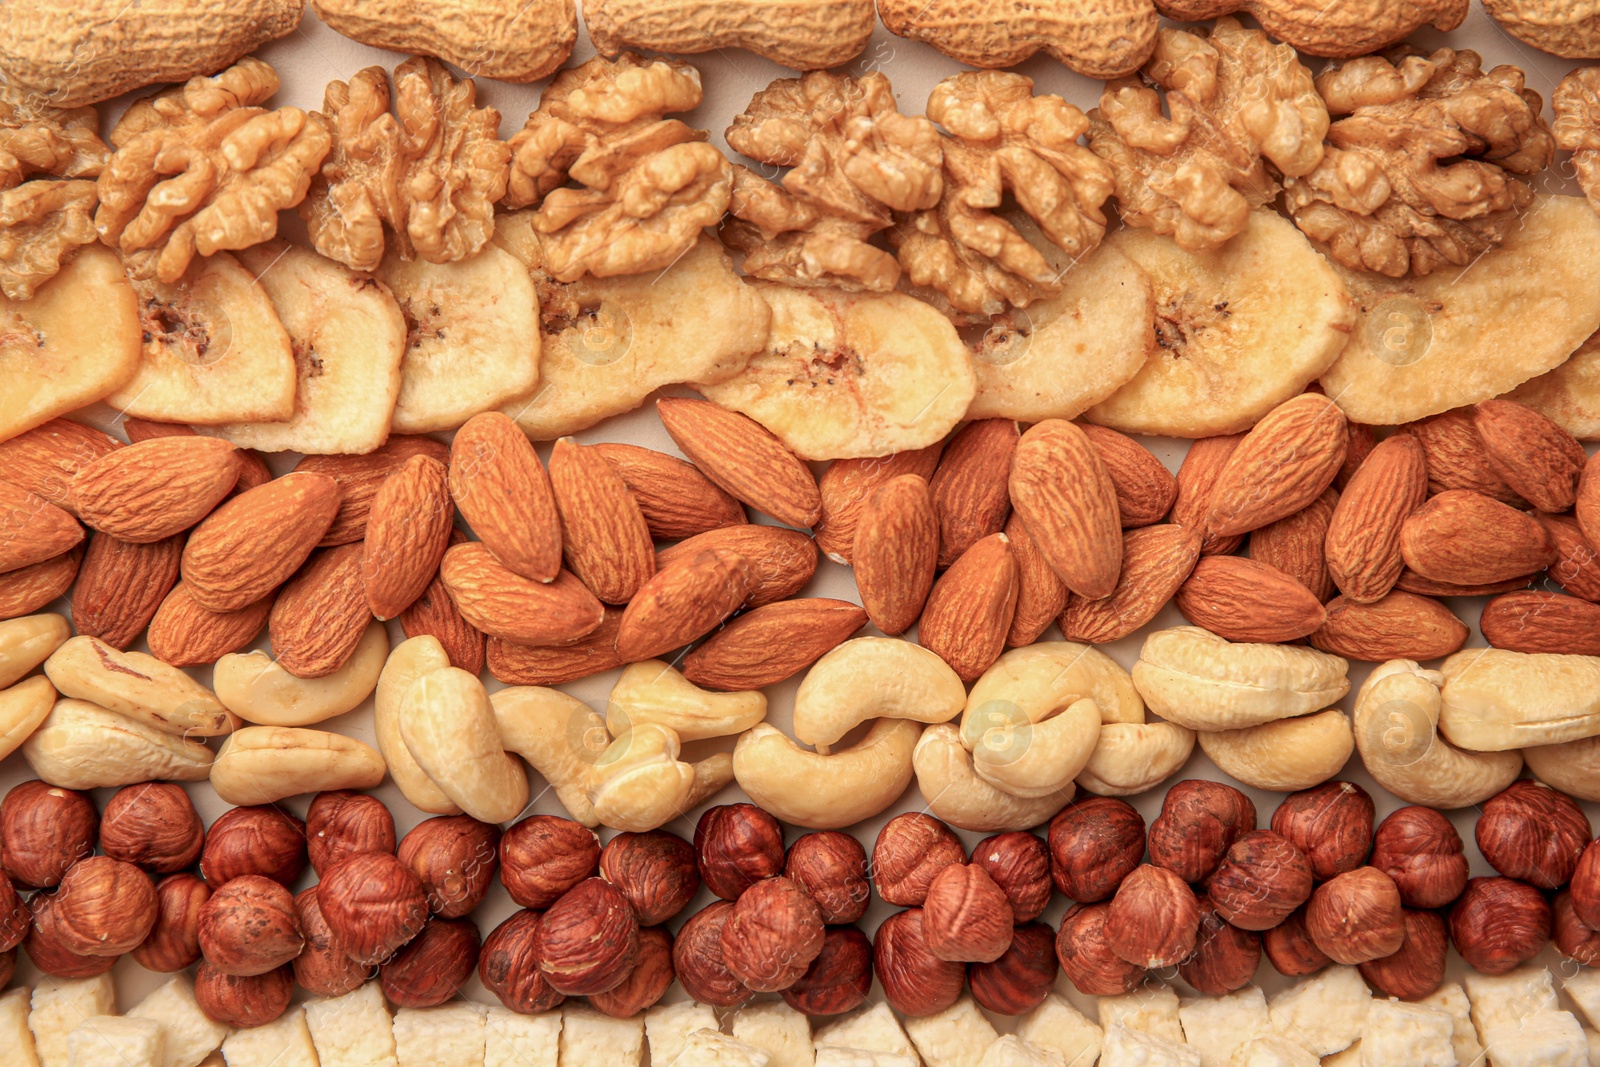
439;542;604;648
1008;419;1122;599
656;397;821;528
853;474;938;636
71;437;240;544
298;435;453;547
449;412;562;582
1171;433;1246;556
682;599;869;691
269;542;372;679
1249;488;1337;603
1336;421;1376;490
656;525;817;608
1393;570;1537;598
362;455;455;621
0;419;121;512
122;417;194;443
1398;490;1556;586
71;533;183;649
549;437;655;604
616;546;758;662
1081;424;1177;528
1205;393;1348;538
814;441;944;564
1399;408;1523;506
1060;524;1200;644
121;420;273;497
146;583;273;667
0;481;84;574
1173;556;1327;643
1309;592;1468;662
1579;452;1600;549
1005;512;1068;648
487;608;625;686
917;532;1018;683
1474;399;1587;513
399;532;487;676
0;547;81;620
594;442;746;541
234;451;274;494
930;419;1018;568
181;472;342;612
1324;434;1428;604
1480;591;1600;657
1539;513;1600;603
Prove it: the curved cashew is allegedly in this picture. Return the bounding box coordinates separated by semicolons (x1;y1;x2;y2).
1524;737;1600;802
23;698;213;788
0;614;70;689
734;720;920;830
1439;648;1600;751
1077;721;1196;797
1199;710;1352;793
491;685;610;828
793;638;965;751
606;660;766;742
401;666;530;824
961;643;1144;752
214;621;388;726
913;723;1072;833
211;726;386;805
0;676;56;761
1132;626;1350;731
971;697;1102;799
45;636;235;736
1354;660;1522;809
374;636;460;815
588;723;733;832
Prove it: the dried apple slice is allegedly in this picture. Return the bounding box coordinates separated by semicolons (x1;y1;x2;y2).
1505;329;1600;441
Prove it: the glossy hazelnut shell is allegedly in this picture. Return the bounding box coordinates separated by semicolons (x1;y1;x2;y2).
721;876;825;992
1360;909;1448;1000
306;791;396;877
971;832;1052;923
1555;891;1600;966
1180;900;1261;995
1148;780;1256;884
318;851;430;966
872;813;967;907
696;804;786;901
922;863;1014;963
873;908;966;1018
1271;782;1374;881
380;917;481;1009
500;815;601;910
51;855;157;957
1048;797;1146;904
1476;780;1592;889
674;900;752;1008
1371;806;1469;909
292;886;368;997
1056;903;1146;996
99;783;204;873
194;962;293;1029
199;806;307;887
1105;865;1201;969
24;891;115;978
1263;906;1331;978
1307;867;1407;965
1449;876;1552;975
1208;831;1314;931
783;926;873;1017
2;781;98;888
479;910;565;1014
589;926;675;1018
601;830;701;926
970;921;1057;1016
534;877;639;996
132;873;210;973
398;815;501;919
785;832;870;925
197;875;305;977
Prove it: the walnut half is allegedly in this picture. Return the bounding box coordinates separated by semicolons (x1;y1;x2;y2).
0;85;109;299
1554;67;1600;218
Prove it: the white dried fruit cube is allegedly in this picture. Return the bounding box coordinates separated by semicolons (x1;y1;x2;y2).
1465;966;1559;1039
904;995;999;1067
30;974;116;1067
483;1007;559;1067
1016;995;1102;1067
1269;966;1371;1057
128;973;230;1067
304;981;399;1067
1100;985;1185;1044
815;1004;918;1060
1419;982;1484;1067
559;1005;643;1067
731;1000;814;1067
813;1050;920;1067
392;1003;486;1067
1229;1035;1315;1067
1180;988;1271;1067
1359;1000;1455;1067
669;1029;774;1066
1479;1011;1588;1067
977;1035;1066;1067
1100;1023;1202;1067
67;1016;164;1067
220;1007;318;1067
1567;970;1600;1030
2;988;41;1067
647;1001;720;1066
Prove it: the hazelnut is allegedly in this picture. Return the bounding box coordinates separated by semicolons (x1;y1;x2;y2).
1573;839;1600;929
200;806;307;887
1048;797;1146;904
588;926;674;1018
479;910;565;1014
50;855;158;957
306;791;396;877
500;815;601;909
1448;876;1552;975
1554;891;1600;966
1306;867;1406;965
198;875;305;977
194;961;293;1029
1360;909;1447;1001
971;832;1052;923
133;874;209;973
784;926;874;1017
292;886;368;997
721;875;826;992
319;851;430;966
397;815;501;919
99;783;204;873
1262;906;1331;978
873;812;967;907
922;863;1014;963
1270;781;1374;881
24;890;115;978
534;877;640;996
380;917;481;1009
969;921;1057;1016
1207;831;1314;931
1371;806;1469;909
1105;865;1201;969
1476;780;1592;889
873;908;966;1018
600;830;700;926
1179;899;1261;996
673;900;752;1008
784;832;870;925
0;875;27;952
1148;780;1257;885
1055;902;1146;996
696;804;786;901
2;780;98;887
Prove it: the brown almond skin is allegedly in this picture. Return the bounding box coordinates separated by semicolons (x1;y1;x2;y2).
439;543;604;647
1399;407;1524;506
1337;421;1377;489
682;599;867;691
1310;592;1469;662
815;442;943;564
268;542;372;679
1249;488;1337;603
399;530;486;675
486;607;625;686
0;547;82;620
1399;490;1556;586
0;482;84;574
297;436;452;546
1325;434;1428;604
1580;452;1600;548
146;583;273;667
615;546;757;662
71;436;240;543
657;397;821;528
1081;424;1177;528
593;442;746;541
1394;570;1537;598
1539;513;1600;602
1481;591;1600;656
1205;394;1348;538
1060;524;1200;644
854;474;939;636
1009;419;1122;599
656;525;817;608
917;532;1018;684
931;419;1018;568
1171;432;1246;555
0;418;122;512
1174;556;1326;643
70;533;182;649
548;437;655;605
1475;398;1588;513
181;472;342;612
362;455;455;621
1005;513;1069;648
448;412;562;581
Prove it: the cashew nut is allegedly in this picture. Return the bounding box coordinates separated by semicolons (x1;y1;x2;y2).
1524;737;1600;802
401;666;530;825
606;660;766;742
588;723;732;832
1132;627;1350;731
23;698;214;788
1198;710;1352;793
913;723;1072;833
1439;648;1600;751
0;613;70;689
0;676;56;761
492;685;609;828
214;621;388;726
734;720;921;830
44;636;235;736
211;726;386;805
374;636;460;815
962;643;1145;753
970;697;1102;799
1077;721;1197;797
1354;660;1523;809
793;637;965;751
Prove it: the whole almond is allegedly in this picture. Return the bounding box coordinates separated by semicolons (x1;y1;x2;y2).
298;436;453;546
1249;488;1337;603
71;534;183;649
918;532;1018;683
1398;490;1556;586
1474;399;1587;513
682;599;868;691
1324;434;1428;604
1399;408;1523;506
399;559;487;678
930;419;1018;568
1480;591;1600;657
1336;421;1376;489
616;546;758;662
122;418;194;443
814;442;944;564
657;398;821;528
656;526;817;608
0;547;82;620
1004;513;1068;648
0;419;121;512
853;475;938;636
1060;524;1200;644
1171;433;1245;555
1081;424;1177;528
268;543;372;679
0;482;83;574
449;412;562;582
1309;592;1468;662
1205;394;1348;538
1579;452;1600;549
487;608;625;686
594;442;746;541
1174;556;1326;643
147;583;273;667
1539;514;1600;602
1394;570;1537;598
181;472;342;612
549;438;655;605
439;542;604;648
72;437;240;544
361;455;455;621
234;451;274;495
1009;420;1122;599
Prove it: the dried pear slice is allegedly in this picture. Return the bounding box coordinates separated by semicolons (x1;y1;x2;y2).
1505;328;1600;441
